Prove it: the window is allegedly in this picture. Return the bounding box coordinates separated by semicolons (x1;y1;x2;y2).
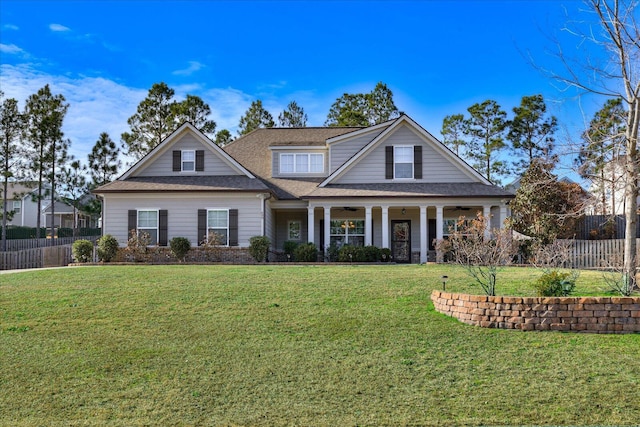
288;220;301;240
137;210;158;245
394;146;413;179
12;200;21;213
330;219;365;247
279;153;324;174
443;218;471;236
182;150;195;172
207;209;229;246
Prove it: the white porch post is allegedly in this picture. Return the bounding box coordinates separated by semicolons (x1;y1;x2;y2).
436;205;444;262
483;204;492;238
307;206;315;244
364;206;372;246
323;207;331;256
499;203;508;229
420;206;428;264
381;206;389;249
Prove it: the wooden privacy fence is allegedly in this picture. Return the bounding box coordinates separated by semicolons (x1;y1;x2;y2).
1;235;98;252
0;245;73;271
558;238;640;269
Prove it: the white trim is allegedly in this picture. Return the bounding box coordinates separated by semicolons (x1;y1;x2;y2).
268;145;327;150
206;208;230;247
279;152;324;174
181;149;195;172
320;114;491;187
393;145;414;179
137;209;159;245
120;122;255;180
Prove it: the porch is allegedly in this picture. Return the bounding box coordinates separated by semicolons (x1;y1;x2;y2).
271;201;510;263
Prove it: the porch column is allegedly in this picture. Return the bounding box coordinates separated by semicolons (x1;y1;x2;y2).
436;205;444;262
364;206;372;246
307;206;315;245
483;205;492;239
324;207;331;255
381;205;389;249
420;206;428;264
499;203;508;229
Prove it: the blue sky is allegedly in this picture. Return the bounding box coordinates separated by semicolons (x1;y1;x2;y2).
0;0;611;180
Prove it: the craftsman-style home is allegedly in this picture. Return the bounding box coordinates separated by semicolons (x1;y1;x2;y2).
94;114;513;262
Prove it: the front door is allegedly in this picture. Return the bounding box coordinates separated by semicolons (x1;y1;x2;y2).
391;220;411;263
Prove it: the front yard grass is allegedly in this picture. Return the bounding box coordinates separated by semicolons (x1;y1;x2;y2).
1;264;638;426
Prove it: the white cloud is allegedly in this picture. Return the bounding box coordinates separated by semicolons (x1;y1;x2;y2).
2;24;19;31
172;61;204;76
0;43;23;54
49;23;71;32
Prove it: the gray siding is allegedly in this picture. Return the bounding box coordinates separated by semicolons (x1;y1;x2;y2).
334;124;475;184
329;129;384;172
271;148;328;178
136;134;240;177
102;193;264;246
274;211;308;250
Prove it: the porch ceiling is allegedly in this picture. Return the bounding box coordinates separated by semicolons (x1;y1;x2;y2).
303;182;515;199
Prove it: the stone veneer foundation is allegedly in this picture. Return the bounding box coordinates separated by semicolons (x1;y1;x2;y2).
431;290;640;334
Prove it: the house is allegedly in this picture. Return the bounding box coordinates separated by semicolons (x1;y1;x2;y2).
1;182;93;230
94;115;514;263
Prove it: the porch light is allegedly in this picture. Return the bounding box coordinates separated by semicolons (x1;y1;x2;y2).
441;275;449;291
401;208;406;215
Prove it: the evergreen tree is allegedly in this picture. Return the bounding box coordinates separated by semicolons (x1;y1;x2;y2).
278;101;308;127
465;100;508;185
441;114;467;156
214;129;233;146
238;100;274;136
0;91;24;250
59;158;87;236
122;82;178;160
325;82;399;127
88;132;121;187
173;94;216;137
507;94;558;173
23;84;69;239
576;98;626;214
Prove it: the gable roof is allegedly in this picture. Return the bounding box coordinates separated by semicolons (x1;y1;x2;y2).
320;114;491;187
120;122;255;180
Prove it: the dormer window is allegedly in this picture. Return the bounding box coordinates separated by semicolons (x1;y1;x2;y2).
280;153;324;174
182;150;195;172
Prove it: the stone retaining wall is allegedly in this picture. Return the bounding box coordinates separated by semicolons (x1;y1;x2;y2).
431;290;640;333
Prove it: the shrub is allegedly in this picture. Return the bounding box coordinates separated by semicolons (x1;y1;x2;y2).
338;244;359;262
326;241;340;262
380;248;392;262
97;234;119;262
533;271;576;297
362;245;381;262
170;237;191;262
72;239;94;263
294;242;318;262
283;240;298;261
124;230;150;262
249;235;270;262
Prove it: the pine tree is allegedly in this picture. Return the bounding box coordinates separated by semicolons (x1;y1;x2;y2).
441;114;467;156
238;100;274;136
325;82;399;127
88;132;121;187
173;94;216;137
465;100;508;185
214;129;233;146
278;101;308;127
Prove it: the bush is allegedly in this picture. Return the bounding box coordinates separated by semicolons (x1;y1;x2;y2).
97;234;119;262
380;248;391;262
124;230;150;262
362;245;381;262
72;239;94;263
249;235;270;262
533;271;576;297
294;242;318;262
337;244;360;262
326;242;340;262
170;237;191;262
283;240;298;261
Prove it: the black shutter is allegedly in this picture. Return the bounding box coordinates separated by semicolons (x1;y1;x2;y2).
128;210;137;236
172;151;181;171
229;209;239;246
158;210;168;246
414;145;423;179
195;150;204;171
385;146;394;179
198;209;207;246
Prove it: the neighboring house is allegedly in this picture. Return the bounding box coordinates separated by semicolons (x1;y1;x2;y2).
1;182;92;229
94;115;514;263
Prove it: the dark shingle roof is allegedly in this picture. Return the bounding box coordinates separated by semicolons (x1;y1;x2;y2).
94;176;271;193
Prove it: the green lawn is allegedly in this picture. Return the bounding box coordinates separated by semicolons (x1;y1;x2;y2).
1;264;638;426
